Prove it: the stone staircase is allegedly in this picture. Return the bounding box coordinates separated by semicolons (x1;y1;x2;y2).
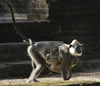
0;42;100;78
0;42;50;78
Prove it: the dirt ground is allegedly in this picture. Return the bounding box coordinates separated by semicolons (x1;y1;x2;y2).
0;69;100;85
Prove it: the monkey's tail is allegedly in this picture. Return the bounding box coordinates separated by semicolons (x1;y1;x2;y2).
29;39;33;46
1;0;35;44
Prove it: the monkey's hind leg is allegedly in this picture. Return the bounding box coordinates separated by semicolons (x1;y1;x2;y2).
26;46;45;83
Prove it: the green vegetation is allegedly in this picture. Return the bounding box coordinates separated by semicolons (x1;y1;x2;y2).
0;80;99;86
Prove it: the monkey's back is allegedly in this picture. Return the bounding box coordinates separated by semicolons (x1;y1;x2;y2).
34;41;64;59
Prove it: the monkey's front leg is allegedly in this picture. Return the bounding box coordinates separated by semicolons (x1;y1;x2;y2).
60;53;71;80
61;68;67;80
61;68;71;80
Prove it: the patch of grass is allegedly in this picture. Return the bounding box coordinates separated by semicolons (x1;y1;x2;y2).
0;80;99;86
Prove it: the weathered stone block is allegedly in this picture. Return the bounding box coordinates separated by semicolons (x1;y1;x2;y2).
93;52;100;59
81;55;94;60
0;43;29;62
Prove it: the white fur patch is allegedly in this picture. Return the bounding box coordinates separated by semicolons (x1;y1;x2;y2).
27;46;39;66
69;47;82;56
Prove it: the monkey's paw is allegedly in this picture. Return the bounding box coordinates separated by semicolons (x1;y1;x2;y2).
26;79;39;83
26;79;31;83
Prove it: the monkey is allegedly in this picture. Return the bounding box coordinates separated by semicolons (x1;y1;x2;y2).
26;40;82;82
46;53;59;64
1;0;83;83
45;44;63;64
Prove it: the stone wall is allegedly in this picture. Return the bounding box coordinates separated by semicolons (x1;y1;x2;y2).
46;0;100;61
0;0;30;14
0;0;49;20
47;0;100;20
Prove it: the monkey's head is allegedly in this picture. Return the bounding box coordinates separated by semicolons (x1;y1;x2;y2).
69;39;83;57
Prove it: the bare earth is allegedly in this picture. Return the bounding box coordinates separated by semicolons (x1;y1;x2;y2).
0;69;100;85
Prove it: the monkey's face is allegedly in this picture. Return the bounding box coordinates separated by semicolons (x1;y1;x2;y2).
69;39;83;57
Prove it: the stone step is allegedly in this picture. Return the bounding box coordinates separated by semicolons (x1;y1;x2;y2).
0;43;29;62
73;59;100;72
0;14;27;17
0;13;49;23
0;61;49;78
0;14;28;23
0;59;100;78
